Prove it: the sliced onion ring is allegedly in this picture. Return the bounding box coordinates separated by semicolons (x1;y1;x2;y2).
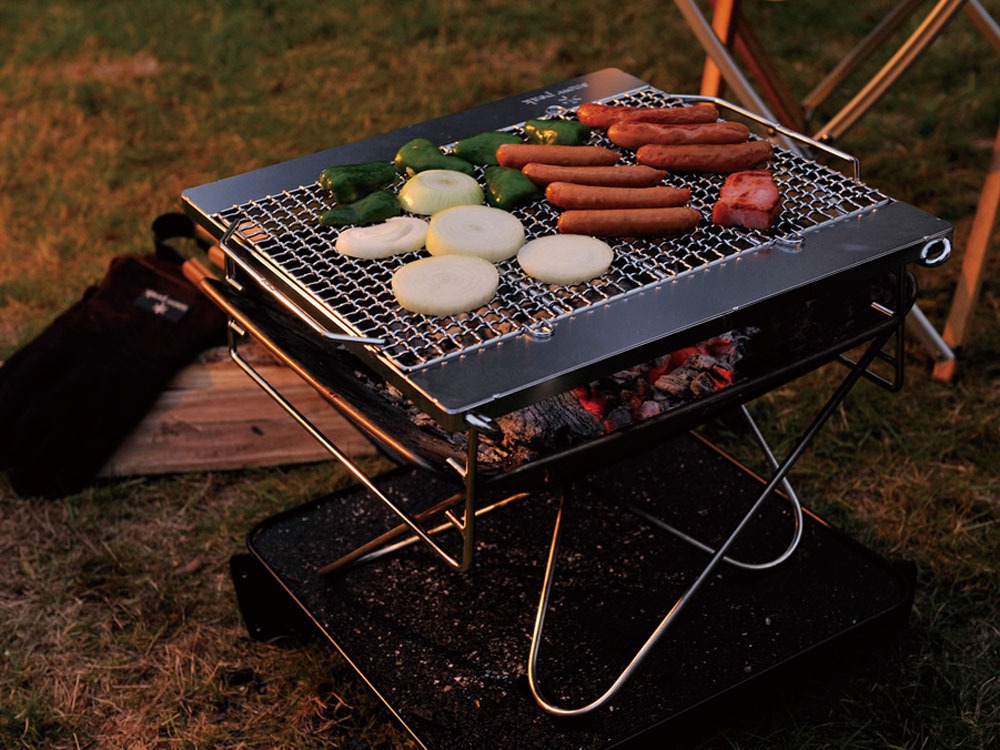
398;169;484;215
335;216;429;258
392;254;499;316
517;234;614;285
426;204;525;263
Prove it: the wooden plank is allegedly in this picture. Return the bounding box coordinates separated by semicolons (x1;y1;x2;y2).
99;351;376;477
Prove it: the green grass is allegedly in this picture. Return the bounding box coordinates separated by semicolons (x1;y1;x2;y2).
1;0;999;747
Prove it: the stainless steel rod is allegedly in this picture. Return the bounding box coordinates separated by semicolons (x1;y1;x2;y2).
529;325;897;716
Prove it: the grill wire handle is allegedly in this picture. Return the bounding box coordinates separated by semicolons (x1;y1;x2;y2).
694;93;863;177
219;218;386;348
527;324;897;716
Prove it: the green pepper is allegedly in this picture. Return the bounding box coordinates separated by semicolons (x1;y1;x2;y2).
483;166;542;211
524;118;592;146
451;130;521;166
393;137;475;176
319;191;401;227
318;160;396;204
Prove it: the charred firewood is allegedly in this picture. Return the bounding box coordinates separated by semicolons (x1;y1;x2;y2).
497;392;605;456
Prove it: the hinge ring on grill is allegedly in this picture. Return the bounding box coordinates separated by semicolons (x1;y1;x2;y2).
918;237;951;267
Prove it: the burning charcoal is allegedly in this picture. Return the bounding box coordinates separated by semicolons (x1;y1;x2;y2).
573;385;606;419
609;366;643;385
646;355;673;382
690;369;726;397
342;320;759;476
638;400;666;420
653;368;698;398
618;389;643;418
708;364;736;387
684;352;719;371
602;405;634;432
631;377;652;401
669;345;703;369
711;327;758;365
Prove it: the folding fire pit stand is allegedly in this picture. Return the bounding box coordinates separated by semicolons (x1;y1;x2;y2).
183;69;952;748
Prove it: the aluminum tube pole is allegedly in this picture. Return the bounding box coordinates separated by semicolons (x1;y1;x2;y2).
814;0;967;142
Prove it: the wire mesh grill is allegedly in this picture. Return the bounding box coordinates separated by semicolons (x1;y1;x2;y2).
214;87;888;371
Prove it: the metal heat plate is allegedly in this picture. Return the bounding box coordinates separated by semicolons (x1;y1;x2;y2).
183;68;951;430
241;434;914;749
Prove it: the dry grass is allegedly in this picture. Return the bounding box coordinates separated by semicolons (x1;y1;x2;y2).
1;462;406;749
1;0;999;748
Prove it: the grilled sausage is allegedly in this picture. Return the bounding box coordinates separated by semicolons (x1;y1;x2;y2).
636;140;774;172
557;206;701;237
607;121;751;150
521;163;667;187
545;183;691;210
576;102;719;129
495;143;619;170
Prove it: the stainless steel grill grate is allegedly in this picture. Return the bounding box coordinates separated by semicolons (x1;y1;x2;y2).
213;87;888;371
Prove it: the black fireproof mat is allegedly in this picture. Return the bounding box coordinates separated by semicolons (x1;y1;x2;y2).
244;434;912;749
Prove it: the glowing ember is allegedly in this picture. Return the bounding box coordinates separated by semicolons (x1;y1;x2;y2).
568;330;754;430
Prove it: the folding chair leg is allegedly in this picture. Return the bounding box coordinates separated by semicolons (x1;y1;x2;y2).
699;0;740;98
933;123;1000;382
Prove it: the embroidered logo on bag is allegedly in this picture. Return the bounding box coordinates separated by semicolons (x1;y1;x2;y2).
134;289;190;322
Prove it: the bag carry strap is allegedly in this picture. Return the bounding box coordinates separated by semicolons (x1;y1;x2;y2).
151;212;213;255
151;212;220;287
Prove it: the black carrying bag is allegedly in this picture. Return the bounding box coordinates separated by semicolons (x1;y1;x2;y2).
0;214;227;498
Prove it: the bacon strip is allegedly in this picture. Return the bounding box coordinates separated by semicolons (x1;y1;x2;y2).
711;170;782;231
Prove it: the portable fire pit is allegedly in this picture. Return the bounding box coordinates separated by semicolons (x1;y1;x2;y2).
182;69;951;747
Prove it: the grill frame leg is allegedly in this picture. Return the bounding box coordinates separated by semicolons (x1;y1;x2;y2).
527;320;901;716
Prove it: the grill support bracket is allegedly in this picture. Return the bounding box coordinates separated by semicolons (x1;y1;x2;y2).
227;321;483;572
527;321;898;715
